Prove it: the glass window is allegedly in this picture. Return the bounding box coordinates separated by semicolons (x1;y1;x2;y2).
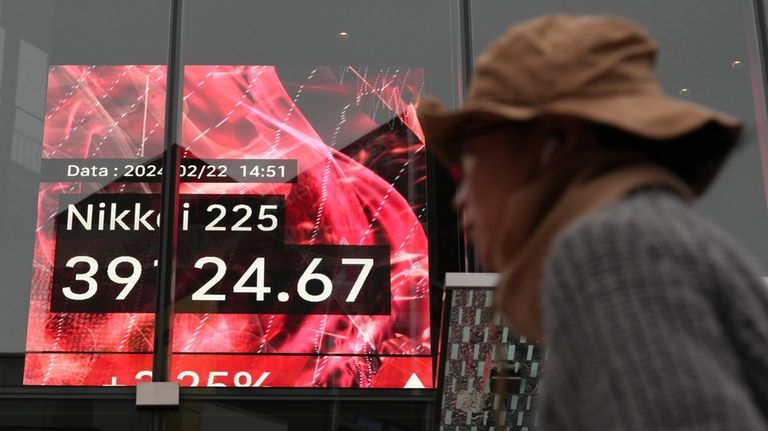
470;0;768;271
163;0;462;392
0;399;152;430
0;0;171;387
159;399;433;431
1;0;464;403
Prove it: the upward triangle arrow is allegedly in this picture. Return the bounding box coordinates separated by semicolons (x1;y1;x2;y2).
403;373;425;388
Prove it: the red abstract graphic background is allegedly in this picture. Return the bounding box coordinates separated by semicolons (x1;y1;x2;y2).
24;65;431;388
175;65;430;388
25;65;167;385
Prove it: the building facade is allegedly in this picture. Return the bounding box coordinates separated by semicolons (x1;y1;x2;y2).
0;1;765;430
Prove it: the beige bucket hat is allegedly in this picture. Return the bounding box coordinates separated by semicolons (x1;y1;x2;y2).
418;15;742;166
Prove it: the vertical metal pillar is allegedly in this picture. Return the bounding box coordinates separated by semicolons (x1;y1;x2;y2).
153;0;184;385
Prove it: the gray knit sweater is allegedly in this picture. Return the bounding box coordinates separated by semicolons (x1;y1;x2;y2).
537;188;768;430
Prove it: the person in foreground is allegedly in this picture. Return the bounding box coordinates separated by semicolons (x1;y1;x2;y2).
419;15;768;430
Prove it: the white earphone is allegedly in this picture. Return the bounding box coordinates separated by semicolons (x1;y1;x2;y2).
539;136;564;168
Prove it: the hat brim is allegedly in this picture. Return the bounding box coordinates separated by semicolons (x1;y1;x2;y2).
417;92;742;166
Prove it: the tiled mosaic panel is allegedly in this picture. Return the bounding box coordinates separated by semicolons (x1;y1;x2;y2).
440;289;543;431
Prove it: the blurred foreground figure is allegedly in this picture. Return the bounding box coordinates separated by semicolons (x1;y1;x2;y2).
419;15;768;430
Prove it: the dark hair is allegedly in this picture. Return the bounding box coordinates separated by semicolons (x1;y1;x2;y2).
593;122;740;195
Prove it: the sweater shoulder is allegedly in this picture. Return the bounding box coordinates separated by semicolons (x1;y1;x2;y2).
552;189;752;267
538;189;768;431
545;188;763;300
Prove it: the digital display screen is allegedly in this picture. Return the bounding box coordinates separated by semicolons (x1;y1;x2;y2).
24;65;431;388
